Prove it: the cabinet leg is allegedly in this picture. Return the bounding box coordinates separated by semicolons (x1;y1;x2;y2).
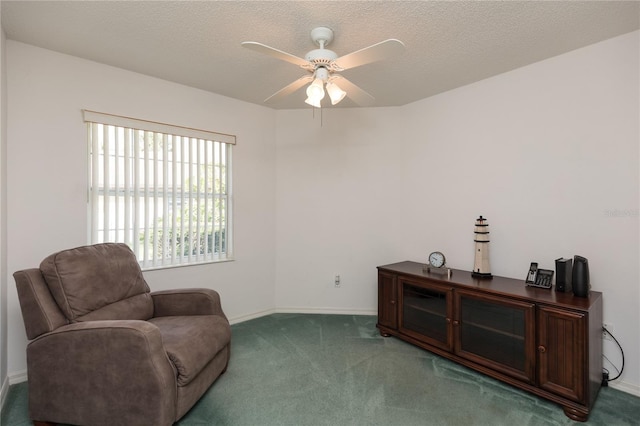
563;406;588;422
376;325;392;337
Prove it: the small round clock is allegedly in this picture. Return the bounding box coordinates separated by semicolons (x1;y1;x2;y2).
428;251;446;268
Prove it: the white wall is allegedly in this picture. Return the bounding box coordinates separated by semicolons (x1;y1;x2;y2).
0;13;9;407
274;106;408;313
275;31;639;393
5;41;278;376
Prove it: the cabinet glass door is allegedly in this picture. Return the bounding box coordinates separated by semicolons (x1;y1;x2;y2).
400;279;452;351
455;290;535;382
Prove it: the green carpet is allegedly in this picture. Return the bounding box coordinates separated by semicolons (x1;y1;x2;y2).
2;314;639;425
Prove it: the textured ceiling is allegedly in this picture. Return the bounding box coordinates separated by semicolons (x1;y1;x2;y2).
2;1;639;109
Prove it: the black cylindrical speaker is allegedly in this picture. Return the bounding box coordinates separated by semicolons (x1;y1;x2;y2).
572;255;590;297
555;258;573;293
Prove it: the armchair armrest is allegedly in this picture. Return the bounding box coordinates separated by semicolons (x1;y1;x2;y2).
14;268;68;339
151;288;227;319
27;320;177;426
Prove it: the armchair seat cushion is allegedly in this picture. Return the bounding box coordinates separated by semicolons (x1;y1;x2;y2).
150;315;231;386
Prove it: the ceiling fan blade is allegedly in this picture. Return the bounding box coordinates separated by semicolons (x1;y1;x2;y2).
330;75;375;106
333;39;405;70
264;75;313;104
241;41;309;68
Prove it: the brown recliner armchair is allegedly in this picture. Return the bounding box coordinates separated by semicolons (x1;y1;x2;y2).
13;243;231;426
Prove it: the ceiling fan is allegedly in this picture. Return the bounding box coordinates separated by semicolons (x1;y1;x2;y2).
242;27;405;108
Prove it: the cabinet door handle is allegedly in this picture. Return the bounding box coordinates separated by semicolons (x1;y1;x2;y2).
538;345;546;353
453;320;459;326
446;318;451;323
390;300;396;304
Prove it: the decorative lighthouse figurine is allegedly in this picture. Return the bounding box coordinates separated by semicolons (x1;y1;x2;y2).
472;216;493;279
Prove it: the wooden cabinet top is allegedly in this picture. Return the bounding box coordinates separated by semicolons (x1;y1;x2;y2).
378;261;602;312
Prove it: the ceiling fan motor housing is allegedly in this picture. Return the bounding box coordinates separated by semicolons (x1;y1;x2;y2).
305;49;338;68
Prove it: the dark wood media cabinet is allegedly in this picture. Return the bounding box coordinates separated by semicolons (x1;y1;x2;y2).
377;261;603;422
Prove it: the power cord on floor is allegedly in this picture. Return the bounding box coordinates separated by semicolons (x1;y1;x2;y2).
602;325;624;387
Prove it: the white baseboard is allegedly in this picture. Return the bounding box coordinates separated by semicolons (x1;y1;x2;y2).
228;307;376;325
275;307;377;316
610;380;640;397
8;369;27;385
0;371;25;415
228;308;276;325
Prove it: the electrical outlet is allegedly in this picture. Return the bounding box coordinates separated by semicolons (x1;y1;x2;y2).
603;323;613;341
334;274;341;288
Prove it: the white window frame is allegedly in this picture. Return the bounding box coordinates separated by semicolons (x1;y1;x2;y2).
84;110;234;269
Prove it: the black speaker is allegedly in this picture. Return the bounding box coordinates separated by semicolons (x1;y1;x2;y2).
572;255;590;297
555;258;573;293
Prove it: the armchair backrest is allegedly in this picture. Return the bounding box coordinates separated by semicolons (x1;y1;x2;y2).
15;243;154;339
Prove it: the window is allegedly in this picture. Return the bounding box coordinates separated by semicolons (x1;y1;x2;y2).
84;110;234;269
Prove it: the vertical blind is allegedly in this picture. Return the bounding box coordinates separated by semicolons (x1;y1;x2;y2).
84;110;234;269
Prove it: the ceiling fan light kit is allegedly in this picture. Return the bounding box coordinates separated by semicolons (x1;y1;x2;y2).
304;66;347;107
305;77;325;107
242;26;405;108
326;81;347;105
